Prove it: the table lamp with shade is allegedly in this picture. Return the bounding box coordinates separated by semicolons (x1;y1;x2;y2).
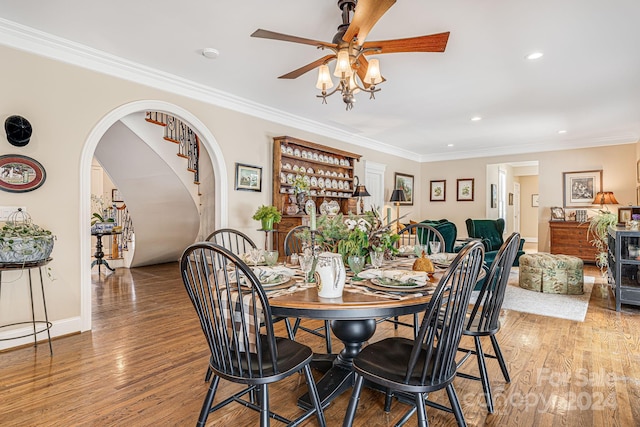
352;176;371;215
390;189;406;226
592;191;618;210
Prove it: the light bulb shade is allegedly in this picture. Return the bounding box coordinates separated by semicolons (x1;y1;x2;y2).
348;74;361;94
352;185;371;197
363;58;382;85
315;64;334;90
390;189;406;203
592;191;618;205
333;49;353;78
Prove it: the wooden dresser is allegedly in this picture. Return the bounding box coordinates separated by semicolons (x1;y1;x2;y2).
549;221;597;263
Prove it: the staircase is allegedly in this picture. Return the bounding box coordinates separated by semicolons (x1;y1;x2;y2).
145;111;200;187
94;114;201;267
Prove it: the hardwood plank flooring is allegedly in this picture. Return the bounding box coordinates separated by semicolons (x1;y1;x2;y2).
0;263;638;426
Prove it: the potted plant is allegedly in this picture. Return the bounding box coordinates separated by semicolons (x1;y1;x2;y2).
91;194;116;233
0;209;55;264
587;210;617;275
252;205;282;231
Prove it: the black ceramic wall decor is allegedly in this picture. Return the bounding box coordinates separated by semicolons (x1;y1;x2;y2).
5;115;33;147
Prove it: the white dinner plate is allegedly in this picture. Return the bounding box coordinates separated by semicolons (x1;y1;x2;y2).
371;277;423;289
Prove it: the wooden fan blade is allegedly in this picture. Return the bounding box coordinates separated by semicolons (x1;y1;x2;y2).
362;32;450;54
251;29;335;49
342;0;396;46
278;55;335;79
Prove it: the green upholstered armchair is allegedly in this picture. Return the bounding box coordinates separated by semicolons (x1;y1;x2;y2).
465;218;525;266
418;219;458;253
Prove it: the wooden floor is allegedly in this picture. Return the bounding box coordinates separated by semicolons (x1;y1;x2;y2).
1;263;639;426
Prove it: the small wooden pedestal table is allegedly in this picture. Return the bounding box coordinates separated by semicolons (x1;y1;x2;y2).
91;230;122;274
269;278;436;408
0;258;53;355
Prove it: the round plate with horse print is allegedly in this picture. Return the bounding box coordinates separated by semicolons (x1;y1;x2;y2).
0;154;47;193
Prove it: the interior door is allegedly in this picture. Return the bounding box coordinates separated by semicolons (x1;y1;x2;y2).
513;182;521;233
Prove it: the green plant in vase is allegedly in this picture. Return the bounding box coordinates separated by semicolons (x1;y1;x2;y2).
252;205;282;231
587;210;617;275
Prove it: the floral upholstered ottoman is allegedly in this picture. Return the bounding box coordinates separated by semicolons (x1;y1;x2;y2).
518;253;584;294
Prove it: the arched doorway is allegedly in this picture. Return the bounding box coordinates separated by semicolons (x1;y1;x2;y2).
79;100;228;331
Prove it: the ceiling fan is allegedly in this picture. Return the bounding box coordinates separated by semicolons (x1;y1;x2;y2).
251;0;450;110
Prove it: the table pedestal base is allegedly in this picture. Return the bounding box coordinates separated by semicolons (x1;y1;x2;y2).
298;318;376;409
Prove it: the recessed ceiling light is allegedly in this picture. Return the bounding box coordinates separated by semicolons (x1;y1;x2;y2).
471;116;482;122
448;144;454;147
558;130;567;134
202;48;220;59
526;52;544;60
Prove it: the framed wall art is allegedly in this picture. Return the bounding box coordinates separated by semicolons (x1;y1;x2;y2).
394;172;414;205
0;154;46;193
563;170;602;207
618;207;632;226
430;180;446;201
112;188;123;203
550;206;565;221
456;178;474;201
235;163;262;192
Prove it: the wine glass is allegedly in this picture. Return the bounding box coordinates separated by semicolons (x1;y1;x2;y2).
370;250;384;270
264;250;279;267
299;254;315;284
348;255;366;281
248;248;263;267
429;241;442;255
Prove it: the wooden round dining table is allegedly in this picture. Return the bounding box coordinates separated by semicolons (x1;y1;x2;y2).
268;271;440;409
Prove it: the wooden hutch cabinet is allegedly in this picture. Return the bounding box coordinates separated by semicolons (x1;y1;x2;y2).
549;221;597;263
272;136;361;256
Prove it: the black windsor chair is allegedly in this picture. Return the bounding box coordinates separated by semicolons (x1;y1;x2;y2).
180;242;326;427
456;232;521;413
342;240;485;427
205;228;257;255
203;228;294;381
387;223;447;337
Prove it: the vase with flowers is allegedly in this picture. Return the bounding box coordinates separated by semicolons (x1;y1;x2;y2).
292;174;310;213
296;209;399;264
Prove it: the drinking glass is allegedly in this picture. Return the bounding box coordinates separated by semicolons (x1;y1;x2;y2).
248;248;263;267
348;255;366;281
370;250;384;270
429;241;442;255
264;250;279;266
299;254;315;284
413;244;428;258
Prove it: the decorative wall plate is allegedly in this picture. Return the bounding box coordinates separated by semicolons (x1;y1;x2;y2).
0;154;46;193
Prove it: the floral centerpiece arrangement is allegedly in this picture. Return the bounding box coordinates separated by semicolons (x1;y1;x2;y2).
292;174;311;213
297;209;399;262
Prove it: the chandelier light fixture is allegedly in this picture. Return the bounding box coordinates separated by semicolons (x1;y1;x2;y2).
315;43;383;110
251;0;450;111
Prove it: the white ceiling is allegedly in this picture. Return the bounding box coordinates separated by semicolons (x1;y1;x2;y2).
1;0;639;161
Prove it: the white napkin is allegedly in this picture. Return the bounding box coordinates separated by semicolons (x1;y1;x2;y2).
250;266;295;284
358;269;383;279
358;269;428;285
381;270;428;285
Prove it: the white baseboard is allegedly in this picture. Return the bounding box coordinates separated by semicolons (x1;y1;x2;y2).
0;316;82;351
523;237;538;243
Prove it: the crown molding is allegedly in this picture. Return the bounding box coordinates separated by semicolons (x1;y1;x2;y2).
0;18;416;161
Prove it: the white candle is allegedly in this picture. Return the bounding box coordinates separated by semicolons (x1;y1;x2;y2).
310;207;317;231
